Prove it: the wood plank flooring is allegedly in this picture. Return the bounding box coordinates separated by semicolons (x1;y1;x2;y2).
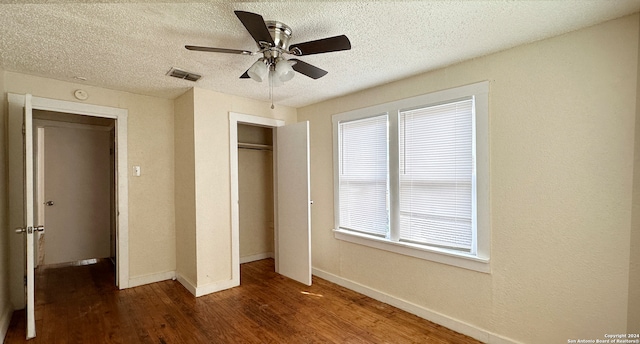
5;259;481;343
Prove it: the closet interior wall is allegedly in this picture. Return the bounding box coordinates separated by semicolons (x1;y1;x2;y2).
237;124;275;266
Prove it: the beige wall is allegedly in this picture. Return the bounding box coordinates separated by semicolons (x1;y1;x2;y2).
175;87;296;289
42;126;111;265
193;87;296;286
238;148;274;259
0;69;11;332
630;15;640;333
238;124;274;259
4;72;176;281
298;15;638;343
174;89;198;285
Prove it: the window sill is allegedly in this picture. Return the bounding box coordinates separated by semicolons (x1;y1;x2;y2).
333;229;490;273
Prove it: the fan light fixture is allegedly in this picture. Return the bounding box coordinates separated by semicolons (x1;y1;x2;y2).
247;59;268;82
275;59;295;82
250;57;297;108
248;58;295;85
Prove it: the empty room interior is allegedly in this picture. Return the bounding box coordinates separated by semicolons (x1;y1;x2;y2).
0;2;639;343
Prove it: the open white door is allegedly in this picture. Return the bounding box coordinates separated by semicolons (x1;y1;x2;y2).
276;121;312;286
15;94;38;339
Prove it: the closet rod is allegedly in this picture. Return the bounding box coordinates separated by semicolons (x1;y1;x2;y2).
238;142;272;151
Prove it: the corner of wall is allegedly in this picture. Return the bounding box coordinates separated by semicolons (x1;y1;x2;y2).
0;304;11;343
628;15;640;333
0;68;13;341
173;88;198;285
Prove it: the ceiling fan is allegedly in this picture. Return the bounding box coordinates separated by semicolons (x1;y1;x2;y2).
185;11;352;85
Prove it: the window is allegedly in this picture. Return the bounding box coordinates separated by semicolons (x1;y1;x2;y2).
338;114;389;237
332;82;490;272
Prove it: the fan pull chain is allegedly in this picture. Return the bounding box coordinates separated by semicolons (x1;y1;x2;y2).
269;71;275;109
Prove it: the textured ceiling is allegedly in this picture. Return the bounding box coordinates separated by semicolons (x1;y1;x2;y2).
1;1;639;108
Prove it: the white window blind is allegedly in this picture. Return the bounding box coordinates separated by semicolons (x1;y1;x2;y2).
399;98;474;251
338;114;389;237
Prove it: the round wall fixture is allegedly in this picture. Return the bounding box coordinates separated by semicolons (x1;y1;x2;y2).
74;89;88;100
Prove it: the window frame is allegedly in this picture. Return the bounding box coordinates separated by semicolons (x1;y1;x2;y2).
332;81;490;273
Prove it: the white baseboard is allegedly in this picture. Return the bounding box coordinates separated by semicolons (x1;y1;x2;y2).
312;268;521;344
240;252;274;264
176;273;238;298
489;333;525;344
128;270;176;288
0;304;13;343
193;279;238;297
176;273;197;295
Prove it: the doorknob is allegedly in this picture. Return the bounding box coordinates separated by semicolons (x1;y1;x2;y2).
44;201;54;206
14;226;44;234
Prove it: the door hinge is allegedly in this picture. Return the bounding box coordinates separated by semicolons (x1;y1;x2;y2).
24;276;27;286
22;123;25;136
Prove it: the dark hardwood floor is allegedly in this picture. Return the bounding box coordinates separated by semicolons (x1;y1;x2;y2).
5;259;481;343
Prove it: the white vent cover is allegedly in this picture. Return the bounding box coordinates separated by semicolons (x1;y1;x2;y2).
167;67;201;82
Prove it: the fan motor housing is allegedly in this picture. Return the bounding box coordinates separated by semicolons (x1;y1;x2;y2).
263;20;292;59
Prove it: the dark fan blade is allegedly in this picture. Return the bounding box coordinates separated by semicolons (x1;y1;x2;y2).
185;45;253;55
289;35;351;56
240;70;250;79
290;59;328;79
234;11;275;47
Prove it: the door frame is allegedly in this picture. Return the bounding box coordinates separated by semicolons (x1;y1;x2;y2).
7;94;130;306
229;112;284;285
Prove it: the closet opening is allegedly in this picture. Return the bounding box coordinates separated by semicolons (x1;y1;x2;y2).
237;123;276;279
230;112;311;286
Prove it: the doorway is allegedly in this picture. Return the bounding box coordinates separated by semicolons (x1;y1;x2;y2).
7;93;130;320
33;110;116;270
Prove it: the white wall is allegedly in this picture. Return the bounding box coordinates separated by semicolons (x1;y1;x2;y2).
298;14;639;343
42;125;111;265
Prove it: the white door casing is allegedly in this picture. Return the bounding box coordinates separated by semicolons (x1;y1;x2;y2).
23;94;37;339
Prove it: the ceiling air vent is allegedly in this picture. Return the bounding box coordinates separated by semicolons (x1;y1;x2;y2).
167;67;201;82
